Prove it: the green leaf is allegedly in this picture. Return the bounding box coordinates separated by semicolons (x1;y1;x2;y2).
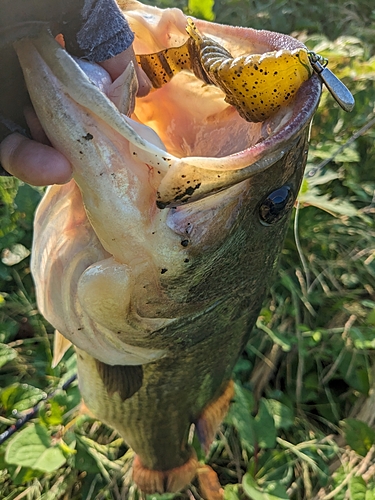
39;398;64;426
303;168;340;187
254;399;276;449
5;424;66;472
349;476;367;500
0;320;19;344
14;184;42;228
242;474;289;499
342;419;375;456
75;436;101;474
366;486;375;500
298;189;358;217
0;176;19;206
309;143;360;163
226;384;255;451
345;368;370;395
53;384;81;415
234;357;253;379
0;343;17;368
192;432;206;461
0;453;44;486
0;383;46;413
224;484;242;500
11;466;44;486
365;308;375;326
188;0;215;21
264;400;294;431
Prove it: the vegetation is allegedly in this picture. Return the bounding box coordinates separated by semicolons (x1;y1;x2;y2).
1;0;375;498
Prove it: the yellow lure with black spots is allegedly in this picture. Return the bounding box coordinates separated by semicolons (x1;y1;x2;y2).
137;18;314;122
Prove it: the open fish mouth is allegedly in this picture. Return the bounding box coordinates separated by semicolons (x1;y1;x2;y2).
14;1;322;494
14;3;321;209
127;4;321;208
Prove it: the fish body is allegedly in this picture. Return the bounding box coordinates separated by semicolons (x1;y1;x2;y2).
15;1;321;493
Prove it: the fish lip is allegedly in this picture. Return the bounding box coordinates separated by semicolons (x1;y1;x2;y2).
248;75;322;161
194;20;310;55
153;75;321;208
14;30;172;164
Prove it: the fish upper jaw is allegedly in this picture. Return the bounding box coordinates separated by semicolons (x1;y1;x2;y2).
14;31;181;270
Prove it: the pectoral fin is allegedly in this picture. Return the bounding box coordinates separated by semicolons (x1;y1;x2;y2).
195;380;234;453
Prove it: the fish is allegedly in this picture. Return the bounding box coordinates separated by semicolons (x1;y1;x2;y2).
14;0;321;494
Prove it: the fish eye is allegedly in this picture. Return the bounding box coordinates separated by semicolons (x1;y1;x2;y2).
259;185;294;226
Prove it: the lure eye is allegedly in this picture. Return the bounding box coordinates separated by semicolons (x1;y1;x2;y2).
259;186;294;225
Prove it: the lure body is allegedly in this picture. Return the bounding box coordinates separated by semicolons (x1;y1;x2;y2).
16;1;321;494
199;46;313;122
186;19;313;122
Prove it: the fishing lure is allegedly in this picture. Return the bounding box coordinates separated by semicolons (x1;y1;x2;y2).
137;19;354;122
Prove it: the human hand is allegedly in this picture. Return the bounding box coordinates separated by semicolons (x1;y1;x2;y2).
0;45;151;186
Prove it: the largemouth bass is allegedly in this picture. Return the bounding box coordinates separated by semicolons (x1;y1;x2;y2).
14;1;322;493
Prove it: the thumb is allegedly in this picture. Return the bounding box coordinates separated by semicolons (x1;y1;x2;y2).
0;133;72;186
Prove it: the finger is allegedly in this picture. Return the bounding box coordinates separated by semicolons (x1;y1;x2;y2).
0;133;72;186
99;46;152;97
24;106;51;145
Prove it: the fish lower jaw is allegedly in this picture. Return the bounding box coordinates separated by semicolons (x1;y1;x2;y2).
132;448;198;494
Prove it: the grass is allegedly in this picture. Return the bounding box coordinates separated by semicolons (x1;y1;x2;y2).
1;0;375;499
